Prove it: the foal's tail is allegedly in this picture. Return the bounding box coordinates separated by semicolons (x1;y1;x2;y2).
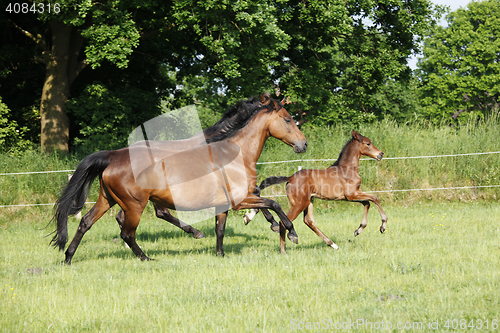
258;176;290;193
50;151;111;251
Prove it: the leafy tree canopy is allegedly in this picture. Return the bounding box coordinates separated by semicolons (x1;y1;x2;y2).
417;0;500;123
1;0;444;153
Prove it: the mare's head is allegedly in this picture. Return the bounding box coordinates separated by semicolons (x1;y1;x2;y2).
259;93;308;153
351;130;383;161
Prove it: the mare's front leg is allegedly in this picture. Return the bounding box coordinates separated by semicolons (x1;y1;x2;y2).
234;194;299;244
215;209;229;257
354;201;370;236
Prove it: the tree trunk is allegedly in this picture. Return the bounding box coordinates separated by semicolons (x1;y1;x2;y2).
40;20;85;154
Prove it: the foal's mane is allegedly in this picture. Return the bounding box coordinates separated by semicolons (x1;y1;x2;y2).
204;95;278;143
330;138;355;167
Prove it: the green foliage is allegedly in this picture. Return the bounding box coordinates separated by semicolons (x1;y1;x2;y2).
81;11;141;69
0;97;33;153
417;0;500;124
66;83;160;155
273;0;443;125
3;0;447;152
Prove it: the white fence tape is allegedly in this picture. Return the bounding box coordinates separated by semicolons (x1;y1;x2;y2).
1;150;499;208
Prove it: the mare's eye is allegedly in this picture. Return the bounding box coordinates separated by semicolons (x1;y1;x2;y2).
285;118;291;123
366;143;371;146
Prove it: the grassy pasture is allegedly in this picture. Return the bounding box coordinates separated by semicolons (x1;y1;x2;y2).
1;116;500;332
1;201;500;332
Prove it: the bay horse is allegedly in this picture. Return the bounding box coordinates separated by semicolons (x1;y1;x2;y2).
244;130;387;253
51;94;307;264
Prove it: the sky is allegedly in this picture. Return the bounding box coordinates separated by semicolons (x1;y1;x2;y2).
407;0;473;69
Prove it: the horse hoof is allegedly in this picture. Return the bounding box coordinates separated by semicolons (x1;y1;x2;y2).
330;243;339;250
270;225;280;233
193;232;206;239
287;233;298;244
243;214;251;225
380;226;386;234
354;230;360;237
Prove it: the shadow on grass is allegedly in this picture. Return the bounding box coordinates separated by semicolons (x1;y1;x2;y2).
92;225;269;260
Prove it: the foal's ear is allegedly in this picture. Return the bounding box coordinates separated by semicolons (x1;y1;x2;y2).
351;130;362;141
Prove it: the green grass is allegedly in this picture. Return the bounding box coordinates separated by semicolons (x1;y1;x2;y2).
1;117;500;331
1;201;500;332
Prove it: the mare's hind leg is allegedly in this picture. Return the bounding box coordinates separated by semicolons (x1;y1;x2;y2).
64;194;114;265
303;202;339;250
115;204;205;238
120;205;150;261
153;203;205;239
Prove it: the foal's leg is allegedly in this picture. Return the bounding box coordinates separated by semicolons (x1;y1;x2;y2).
244;208;280;232
233;194;299;244
303;202;339;249
354;201;370;236
347;191;388;235
64;194;114;265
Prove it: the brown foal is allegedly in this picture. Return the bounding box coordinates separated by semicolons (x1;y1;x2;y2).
245;130;388;253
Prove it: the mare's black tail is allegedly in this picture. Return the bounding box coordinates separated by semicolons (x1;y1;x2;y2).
50;151;111;251
258;176;290;193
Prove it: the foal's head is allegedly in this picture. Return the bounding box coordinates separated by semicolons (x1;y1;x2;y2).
352;130;384;161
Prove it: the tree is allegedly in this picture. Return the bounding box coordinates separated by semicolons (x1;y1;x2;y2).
2;0;443;154
5;0;142;153
417;0;500;123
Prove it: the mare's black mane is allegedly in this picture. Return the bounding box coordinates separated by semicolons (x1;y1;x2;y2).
204;95;279;143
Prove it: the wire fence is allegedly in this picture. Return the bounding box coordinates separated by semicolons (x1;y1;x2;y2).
1;151;499;207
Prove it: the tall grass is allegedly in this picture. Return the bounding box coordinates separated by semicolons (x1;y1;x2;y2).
0;115;499;210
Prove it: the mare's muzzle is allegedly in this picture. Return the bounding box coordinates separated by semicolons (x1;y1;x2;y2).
377;152;384;161
294;140;308;153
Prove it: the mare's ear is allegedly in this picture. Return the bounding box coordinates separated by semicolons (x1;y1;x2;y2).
281;96;289;104
271;98;280;110
259;92;271;104
259;93;267;104
351;130;363;141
